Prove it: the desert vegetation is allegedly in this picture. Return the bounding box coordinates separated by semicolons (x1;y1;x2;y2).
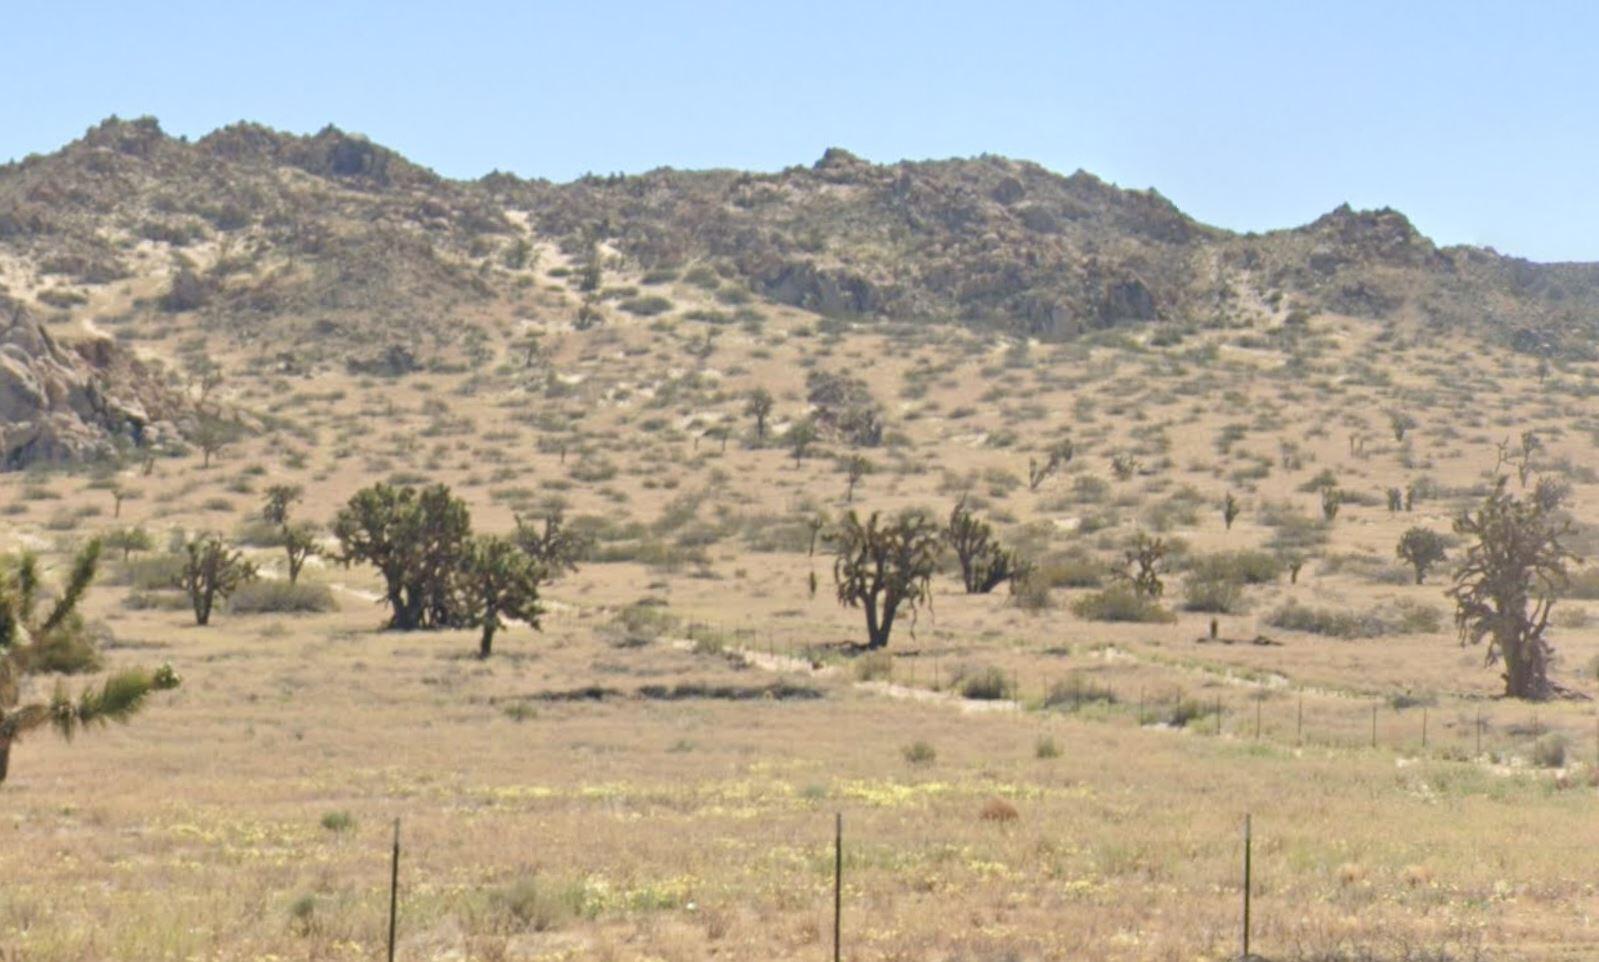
1;119;1599;961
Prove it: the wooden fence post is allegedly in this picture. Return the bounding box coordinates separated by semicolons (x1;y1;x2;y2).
387;818;401;962
833;812;843;962
1241;814;1253;959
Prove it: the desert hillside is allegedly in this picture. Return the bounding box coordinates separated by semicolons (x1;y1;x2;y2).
2;118;1599;961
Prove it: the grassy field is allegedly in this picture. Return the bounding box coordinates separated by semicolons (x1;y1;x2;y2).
4;250;1599;961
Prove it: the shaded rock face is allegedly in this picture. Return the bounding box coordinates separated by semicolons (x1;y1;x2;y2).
0;299;185;469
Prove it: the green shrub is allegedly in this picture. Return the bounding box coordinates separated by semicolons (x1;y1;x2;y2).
1035;735;1061;759
952;665;1012;700
113;553;187;590
1182;576;1245;614
228;580;337;614
1266;599;1441;638
1044;673;1118;708
1187;550;1280;585
1532;733;1568;769
320;811;355;832
1070;585;1177;624
490;875;595;932
1033;555;1105;588
619;295;674;316
902;740;937;765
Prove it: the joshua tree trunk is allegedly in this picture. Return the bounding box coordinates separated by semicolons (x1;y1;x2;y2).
0;736;11;785
192;589;214;627
479;619;497;659
864;596;898;649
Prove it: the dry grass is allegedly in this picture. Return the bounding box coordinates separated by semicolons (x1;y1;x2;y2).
2;250;1598;960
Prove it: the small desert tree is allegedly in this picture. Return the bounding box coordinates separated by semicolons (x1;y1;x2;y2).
262;484;304;526
1389;411;1417;443
1320;486;1342;522
841;455;871;503
1027;439;1074;491
1222;492;1241;530
192;414;240;469
946;498;1027;594
1396;527;1449;585
745;388;774;442
179;536;257;626
0;540;179;783
513;511;588;582
282;522;322;585
830;510;941;649
787;419;818;467
1115;532;1168;599
459;536;543;658
1448;479;1576;700
104;526;154;561
333;482;473;630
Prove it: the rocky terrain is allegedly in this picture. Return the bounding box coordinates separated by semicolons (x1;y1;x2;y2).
1;115;1598;466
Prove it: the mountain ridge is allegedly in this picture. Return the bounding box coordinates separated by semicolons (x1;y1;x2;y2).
1;116;1595;366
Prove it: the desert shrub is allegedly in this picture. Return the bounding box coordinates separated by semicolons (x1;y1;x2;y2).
1187;550;1280;585
1532;733;1568;769
952;665;1012;700
603;602;677;647
320;811;355;832
1032;554;1106;588
1164;696;1220;728
490;875;595;932
1071;585;1176;623
854;650;894;682
1044;673;1118;708
619;295;674;316
228;580;337;614
1182;576;1245;614
902;740;937;765
1034;736;1060;759
1266;599;1442;638
1561;567;1599;600
122;590;192;611
113;553;188;590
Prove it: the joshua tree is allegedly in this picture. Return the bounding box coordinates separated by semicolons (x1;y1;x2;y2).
1389;411;1417;443
333;482;473;630
513;511;588;581
946;497;1027;594
1449;478;1577;700
192;414;239;469
1110;452;1139;481
744;388;774;442
104;526;154;561
459;535;543;659
179;536;257;626
1115;532;1168;599
1222;492;1241;530
1028;439;1074;491
262;484;304;526
1386;487;1404;513
578;241;603;293
830;510;942;649
842;455;871;503
1320;487;1342;522
806;512;828;557
282;522;322;585
0;539;179;784
787;419;818;467
1396;527;1449;585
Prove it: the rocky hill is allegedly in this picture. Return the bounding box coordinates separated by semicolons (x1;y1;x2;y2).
1;116;1597;466
0;295;186;467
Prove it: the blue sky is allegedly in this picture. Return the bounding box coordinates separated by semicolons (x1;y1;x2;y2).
5;1;1596;261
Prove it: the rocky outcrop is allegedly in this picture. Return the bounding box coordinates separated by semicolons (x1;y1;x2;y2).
0;298;185;468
